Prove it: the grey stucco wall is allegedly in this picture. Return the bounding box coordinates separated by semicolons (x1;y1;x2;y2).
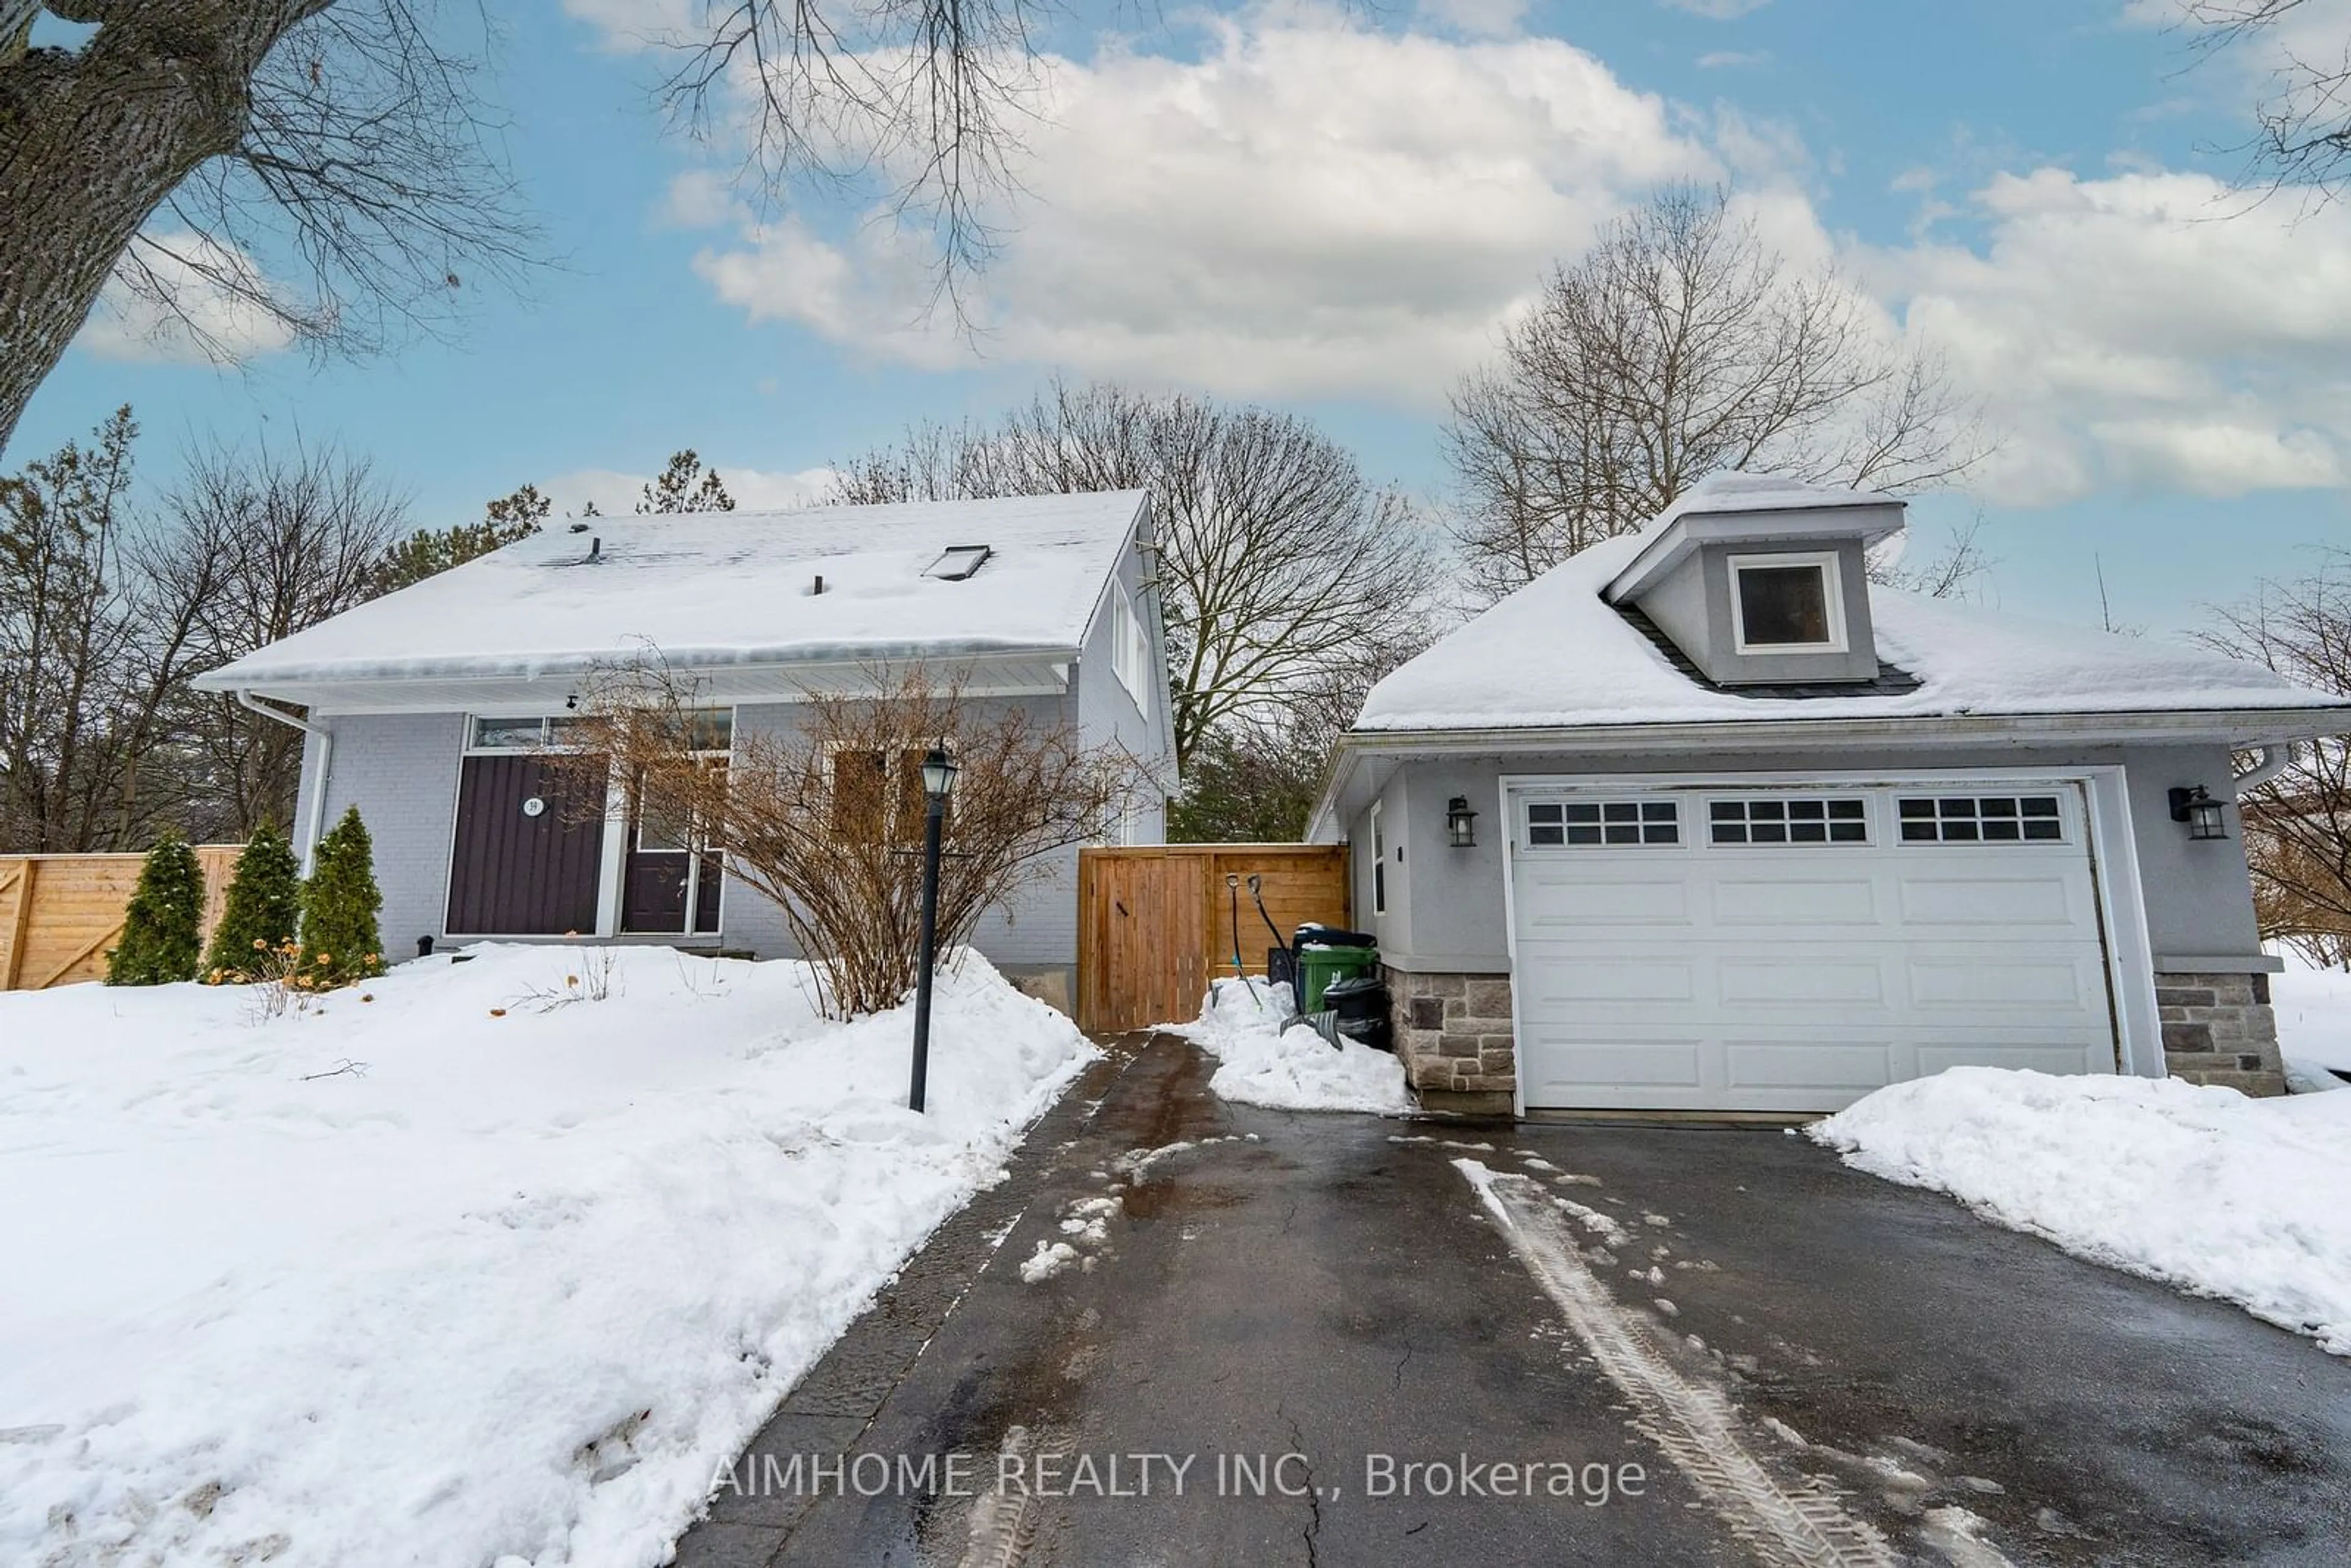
296;712;467;958
1361;741;2260;972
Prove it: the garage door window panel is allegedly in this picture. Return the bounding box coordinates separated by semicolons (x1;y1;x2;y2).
1526;800;1678;847
1709;797;1868;846
1899;795;2065;844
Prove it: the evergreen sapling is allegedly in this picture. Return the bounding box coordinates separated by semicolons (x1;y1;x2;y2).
203;823;303;982
299;807;386;987
107;834;206;985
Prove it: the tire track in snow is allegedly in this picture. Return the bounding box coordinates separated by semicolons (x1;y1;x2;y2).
1456;1159;1895;1568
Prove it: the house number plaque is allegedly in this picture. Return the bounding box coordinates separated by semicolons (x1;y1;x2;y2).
521;797;546;818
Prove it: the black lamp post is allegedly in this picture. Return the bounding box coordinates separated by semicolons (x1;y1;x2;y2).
908;745;959;1112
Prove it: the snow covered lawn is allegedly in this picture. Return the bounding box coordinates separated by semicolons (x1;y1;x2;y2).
1169;978;1414;1114
1810;1068;2351;1357
2273;948;2351;1092
0;945;1093;1567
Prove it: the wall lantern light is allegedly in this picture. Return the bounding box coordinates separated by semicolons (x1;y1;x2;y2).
1446;795;1479;849
2168;785;2228;841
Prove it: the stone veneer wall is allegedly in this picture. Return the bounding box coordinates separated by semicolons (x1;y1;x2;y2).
1385;964;2285;1116
2156;970;2285;1097
1385;967;1517;1116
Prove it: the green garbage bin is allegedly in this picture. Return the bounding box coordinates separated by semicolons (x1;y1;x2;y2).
1295;942;1377;1012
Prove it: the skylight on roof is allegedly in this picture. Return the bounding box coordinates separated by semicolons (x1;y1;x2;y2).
925;544;992;580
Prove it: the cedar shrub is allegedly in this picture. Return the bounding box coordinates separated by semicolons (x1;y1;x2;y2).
107;834;206;986
203;823;303;981
298;806;386;986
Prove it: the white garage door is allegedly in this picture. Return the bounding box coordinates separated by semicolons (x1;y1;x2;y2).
1509;780;2121;1112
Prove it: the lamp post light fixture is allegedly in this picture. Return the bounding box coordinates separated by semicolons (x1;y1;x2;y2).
908;745;959;1113
1446;795;1479;849
2168;785;2229;841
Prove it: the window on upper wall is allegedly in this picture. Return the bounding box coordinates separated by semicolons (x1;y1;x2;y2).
1108;583;1153;714
1729;552;1846;653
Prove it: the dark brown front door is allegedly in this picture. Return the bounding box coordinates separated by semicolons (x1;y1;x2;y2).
446;754;607;935
620;800;722;935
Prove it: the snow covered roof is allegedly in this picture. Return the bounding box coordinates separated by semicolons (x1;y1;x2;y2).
198;490;1149;696
1644;471;1901;530
1357;530;2351;736
1606;473;1904;603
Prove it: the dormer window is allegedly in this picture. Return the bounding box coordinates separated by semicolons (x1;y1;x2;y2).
1729;552;1845;654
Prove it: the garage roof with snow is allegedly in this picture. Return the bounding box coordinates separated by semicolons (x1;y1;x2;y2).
198;490;1149;696
1357;528;2351;736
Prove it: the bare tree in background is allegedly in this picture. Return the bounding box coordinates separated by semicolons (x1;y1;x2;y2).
2205;549;2351;966
835;382;1440;768
563;661;1140;1016
2183;1;2351;195
150;437;409;838
0;410;407;850
0;407;185;850
1444;184;1984;601
0;2;535;456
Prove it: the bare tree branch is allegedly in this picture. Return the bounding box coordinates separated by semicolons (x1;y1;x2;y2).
1442;183;1986;601
558;658;1142;1016
0;1;538;456
833;380;1443;766
2201;546;2351;964
2183;0;2351;198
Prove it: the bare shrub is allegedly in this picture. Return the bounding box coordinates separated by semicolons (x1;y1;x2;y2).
561;659;1146;1017
2204;547;2351;964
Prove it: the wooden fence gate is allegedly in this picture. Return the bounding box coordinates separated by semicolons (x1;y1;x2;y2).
0;847;242;991
1077;844;1351;1034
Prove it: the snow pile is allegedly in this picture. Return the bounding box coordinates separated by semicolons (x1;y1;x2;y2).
1169;978;1414;1114
2273;949;2351;1093
0;945;1094;1567
1810;1068;2351;1356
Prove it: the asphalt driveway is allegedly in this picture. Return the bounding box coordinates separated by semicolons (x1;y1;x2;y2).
673;1034;2351;1567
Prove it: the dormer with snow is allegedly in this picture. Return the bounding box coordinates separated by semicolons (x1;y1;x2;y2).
1602;473;1903;689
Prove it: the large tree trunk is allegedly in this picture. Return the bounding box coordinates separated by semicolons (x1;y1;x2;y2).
0;2;327;456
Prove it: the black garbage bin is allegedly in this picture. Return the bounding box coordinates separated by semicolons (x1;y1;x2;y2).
1321;972;1393;1052
1295;922;1378;951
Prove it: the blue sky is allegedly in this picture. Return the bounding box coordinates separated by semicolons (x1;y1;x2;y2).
15;0;2349;636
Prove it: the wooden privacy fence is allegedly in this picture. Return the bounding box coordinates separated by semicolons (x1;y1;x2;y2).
1078;844;1351;1035
0;847;242;991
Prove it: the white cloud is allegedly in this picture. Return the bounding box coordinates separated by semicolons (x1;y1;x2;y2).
542;464;837;517
1864;167;2351;504
692;15;1717;402
1696;50;1769;69
659;168;738;229
75;234;298;366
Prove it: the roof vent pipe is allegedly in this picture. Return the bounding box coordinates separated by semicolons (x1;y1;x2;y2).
812;574;825;595
2232;742;2297;797
588;536;601;563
